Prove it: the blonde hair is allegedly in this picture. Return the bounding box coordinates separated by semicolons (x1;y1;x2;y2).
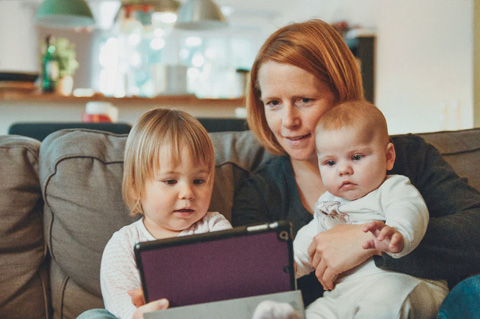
247;19;364;155
316;100;390;145
122;108;215;215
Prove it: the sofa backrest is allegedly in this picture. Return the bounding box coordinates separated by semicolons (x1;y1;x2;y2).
416;128;480;191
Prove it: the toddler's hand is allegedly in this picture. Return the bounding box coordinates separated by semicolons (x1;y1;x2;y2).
128;289;145;307
129;289;169;319
362;220;404;253
132;299;169;319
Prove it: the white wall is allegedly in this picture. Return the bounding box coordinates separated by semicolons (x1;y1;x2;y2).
0;1;99;89
271;0;474;134
0;2;38;72
374;1;473;134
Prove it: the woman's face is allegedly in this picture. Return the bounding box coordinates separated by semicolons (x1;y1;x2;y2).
258;61;336;162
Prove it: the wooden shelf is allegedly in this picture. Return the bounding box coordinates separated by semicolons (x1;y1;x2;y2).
0;90;246;136
0;90;245;107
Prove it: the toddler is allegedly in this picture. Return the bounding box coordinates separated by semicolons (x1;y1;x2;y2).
100;108;232;319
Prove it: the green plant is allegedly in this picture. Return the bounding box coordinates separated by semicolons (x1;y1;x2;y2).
41;37;79;78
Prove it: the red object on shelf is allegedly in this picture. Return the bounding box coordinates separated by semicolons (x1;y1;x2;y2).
82;101;117;123
81;113;112;123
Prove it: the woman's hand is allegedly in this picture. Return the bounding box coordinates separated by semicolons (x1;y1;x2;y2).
128;289;169;319
307;223;380;291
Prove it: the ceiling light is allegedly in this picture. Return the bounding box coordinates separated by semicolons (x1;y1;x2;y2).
115;0;180;27
175;0;227;31
35;0;95;28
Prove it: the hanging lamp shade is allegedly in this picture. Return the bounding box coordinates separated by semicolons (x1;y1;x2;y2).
35;0;95;28
114;0;181;27
174;0;227;30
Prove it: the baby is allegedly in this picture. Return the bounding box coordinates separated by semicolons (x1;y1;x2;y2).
294;100;448;318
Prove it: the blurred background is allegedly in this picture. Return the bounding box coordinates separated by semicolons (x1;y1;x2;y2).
0;0;478;135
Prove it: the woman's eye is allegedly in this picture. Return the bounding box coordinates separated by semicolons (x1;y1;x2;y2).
265;100;281;109
297;98;313;106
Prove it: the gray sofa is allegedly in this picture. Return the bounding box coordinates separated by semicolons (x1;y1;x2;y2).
2;127;480;319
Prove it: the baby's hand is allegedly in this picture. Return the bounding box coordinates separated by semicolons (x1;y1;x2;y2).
362;220;404;254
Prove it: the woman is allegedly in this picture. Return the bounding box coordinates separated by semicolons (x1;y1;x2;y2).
231;18;480;311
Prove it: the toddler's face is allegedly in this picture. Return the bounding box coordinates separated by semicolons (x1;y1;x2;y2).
140;145;213;239
316;126;395;201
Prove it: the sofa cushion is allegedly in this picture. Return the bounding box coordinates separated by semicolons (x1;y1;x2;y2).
40;129;134;319
0;135;48;319
417;128;480;191
39;129;274;319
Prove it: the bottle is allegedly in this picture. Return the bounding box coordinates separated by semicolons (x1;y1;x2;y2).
42;35;59;92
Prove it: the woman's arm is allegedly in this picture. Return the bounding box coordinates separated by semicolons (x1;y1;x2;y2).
378;134;480;285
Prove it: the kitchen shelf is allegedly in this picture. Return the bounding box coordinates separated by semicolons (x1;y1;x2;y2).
0;90;245;107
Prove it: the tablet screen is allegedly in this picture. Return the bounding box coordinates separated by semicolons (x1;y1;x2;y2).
135;220;296;307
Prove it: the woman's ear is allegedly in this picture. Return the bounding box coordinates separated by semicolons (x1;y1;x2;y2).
385;142;396;171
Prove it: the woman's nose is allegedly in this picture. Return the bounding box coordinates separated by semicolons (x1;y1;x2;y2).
282;104;300;128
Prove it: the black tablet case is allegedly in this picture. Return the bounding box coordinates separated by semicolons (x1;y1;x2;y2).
134;220;295;308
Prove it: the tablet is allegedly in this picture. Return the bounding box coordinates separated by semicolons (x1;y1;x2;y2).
134;220;296;308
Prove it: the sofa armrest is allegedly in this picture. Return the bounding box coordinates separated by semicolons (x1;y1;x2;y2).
0;135;49;319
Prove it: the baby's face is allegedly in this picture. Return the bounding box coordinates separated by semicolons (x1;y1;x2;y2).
316;126;394;201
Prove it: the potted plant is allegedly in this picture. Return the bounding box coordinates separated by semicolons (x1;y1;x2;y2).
41;36;79;95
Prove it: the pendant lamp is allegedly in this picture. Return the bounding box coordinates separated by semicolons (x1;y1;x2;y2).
35;0;95;28
175;0;227;30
